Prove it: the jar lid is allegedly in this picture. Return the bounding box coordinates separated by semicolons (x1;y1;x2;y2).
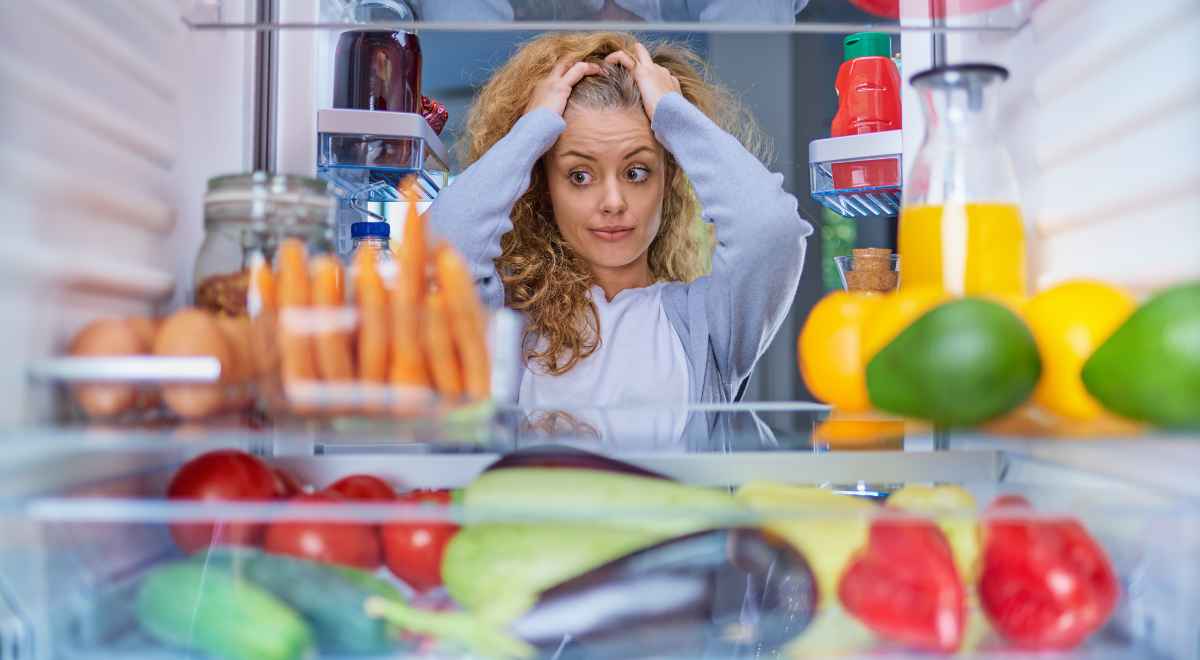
843;32;892;61
909;63;1009;87
204;172;333;226
351;222;391;239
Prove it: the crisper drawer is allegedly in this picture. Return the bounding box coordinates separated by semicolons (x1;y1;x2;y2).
1;430;1198;660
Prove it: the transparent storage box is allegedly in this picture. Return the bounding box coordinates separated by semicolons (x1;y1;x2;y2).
1;411;1198;659
254;304;524;423
28;354;265;430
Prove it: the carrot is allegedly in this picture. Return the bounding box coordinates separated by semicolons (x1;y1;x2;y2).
423;289;463;398
389;179;431;389
276;238;318;386
248;251;276;315
354;247;390;383
397;179;427;306
389;282;430;388
434;246;490;400
311;254;355;382
248;251;279;379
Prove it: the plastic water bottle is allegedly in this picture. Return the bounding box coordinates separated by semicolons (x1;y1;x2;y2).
349;222;393;264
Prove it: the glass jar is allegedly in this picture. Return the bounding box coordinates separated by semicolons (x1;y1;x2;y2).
899;64;1027;297
333;29;422;114
195;173;334;317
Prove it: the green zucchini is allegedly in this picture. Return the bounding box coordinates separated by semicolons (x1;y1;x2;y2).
136;561;314;660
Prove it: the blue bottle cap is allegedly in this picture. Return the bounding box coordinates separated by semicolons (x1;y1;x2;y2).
351;222;390;239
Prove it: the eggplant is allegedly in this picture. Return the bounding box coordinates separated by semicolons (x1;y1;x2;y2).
509;528;818;659
484;444;670;480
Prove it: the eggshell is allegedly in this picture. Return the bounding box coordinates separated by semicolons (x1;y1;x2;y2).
153;308;233;419
216;316;254;411
69;319;142;418
125;316;162;409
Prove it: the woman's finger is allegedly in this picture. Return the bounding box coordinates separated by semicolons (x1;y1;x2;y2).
605;50;638;71
561;61;602;87
634;42;655;67
549;57;573;78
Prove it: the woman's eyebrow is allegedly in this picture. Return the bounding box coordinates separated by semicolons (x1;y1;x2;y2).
557;149;595;161
623;145;657;160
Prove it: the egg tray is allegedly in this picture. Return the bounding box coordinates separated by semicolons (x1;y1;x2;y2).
29;356;259;428
27;355;507;442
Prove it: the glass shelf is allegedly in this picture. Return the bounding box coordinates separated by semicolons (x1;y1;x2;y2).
180;0;1034;33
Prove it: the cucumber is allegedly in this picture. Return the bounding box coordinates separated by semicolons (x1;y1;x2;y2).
136;561;314;660
239;552;401;654
190;547;405;653
328;563;408;602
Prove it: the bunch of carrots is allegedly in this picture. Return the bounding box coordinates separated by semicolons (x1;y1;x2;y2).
248;184;489;414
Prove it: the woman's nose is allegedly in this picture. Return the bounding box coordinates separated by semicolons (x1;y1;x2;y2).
599;179;627;215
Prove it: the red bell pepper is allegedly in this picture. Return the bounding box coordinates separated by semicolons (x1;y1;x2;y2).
980;495;1120;650
839;516;967;652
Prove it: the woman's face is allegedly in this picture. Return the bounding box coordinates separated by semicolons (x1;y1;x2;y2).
545;105;667;280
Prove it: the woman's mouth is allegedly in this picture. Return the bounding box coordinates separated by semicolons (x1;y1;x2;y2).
590;226;635;242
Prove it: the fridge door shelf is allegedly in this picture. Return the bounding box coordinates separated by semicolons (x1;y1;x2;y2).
317;109;450;203
809;130;903;218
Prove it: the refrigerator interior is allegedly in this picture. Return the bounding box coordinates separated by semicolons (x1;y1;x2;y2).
2;0;1200;658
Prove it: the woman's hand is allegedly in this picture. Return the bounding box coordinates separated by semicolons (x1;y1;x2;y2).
605;43;682;120
524;58;603;117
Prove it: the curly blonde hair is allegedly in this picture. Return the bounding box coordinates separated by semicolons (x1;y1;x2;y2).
461;32;766;375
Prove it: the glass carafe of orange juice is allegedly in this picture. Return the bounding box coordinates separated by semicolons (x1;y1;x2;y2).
900;64;1026;297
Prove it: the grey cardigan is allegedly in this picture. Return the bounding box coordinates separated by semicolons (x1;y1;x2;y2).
428;92;813;405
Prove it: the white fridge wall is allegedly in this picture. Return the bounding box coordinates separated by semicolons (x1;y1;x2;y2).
0;1;254;424
945;0;1200;295
276;0;325;177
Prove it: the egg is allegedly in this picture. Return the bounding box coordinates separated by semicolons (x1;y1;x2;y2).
126;316;163;409
216;316;255;411
69;319;144;418
154;308;233;419
126;316;159;347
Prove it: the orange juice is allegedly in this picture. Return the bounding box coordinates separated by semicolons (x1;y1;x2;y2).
898;202;1026;296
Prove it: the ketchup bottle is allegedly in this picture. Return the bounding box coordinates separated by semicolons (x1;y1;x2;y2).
830;32;902;189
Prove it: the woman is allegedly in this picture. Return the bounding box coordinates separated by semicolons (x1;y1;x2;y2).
429;32;811;415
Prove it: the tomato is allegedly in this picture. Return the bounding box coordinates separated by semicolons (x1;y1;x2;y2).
381;489;459;592
167;449;279;553
325;474;398;501
263;492;382;570
273;467;305;497
839;517;966;652
980;497;1119;649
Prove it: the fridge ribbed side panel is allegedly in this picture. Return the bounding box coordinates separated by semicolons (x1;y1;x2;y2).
1029;0;1200;293
0;1;255;424
940;0;1200;295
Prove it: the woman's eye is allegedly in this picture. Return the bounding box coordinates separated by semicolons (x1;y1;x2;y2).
569;171;592;185
625;166;650;183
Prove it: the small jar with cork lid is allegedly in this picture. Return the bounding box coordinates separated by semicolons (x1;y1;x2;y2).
835;248;900;294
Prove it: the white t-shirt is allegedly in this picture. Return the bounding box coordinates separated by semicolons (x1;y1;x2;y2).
518;282;690;445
